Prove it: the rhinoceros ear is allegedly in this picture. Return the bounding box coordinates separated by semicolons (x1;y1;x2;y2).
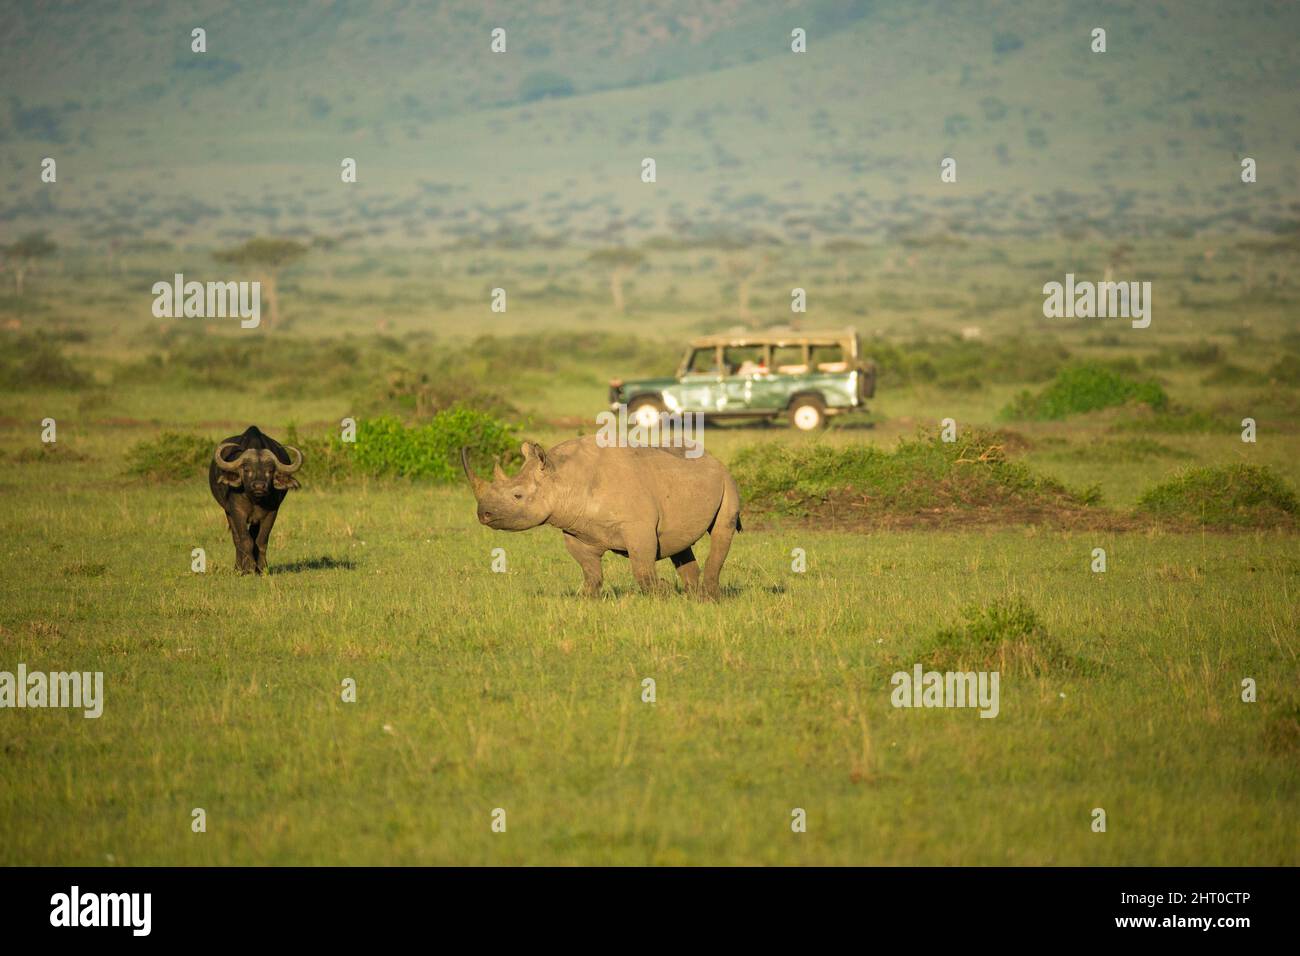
520;441;550;474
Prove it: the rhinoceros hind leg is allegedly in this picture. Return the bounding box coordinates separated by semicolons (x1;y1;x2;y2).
702;478;741;598
670;547;700;592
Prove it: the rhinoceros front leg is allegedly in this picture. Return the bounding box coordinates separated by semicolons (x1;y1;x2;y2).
563;533;605;597
625;528;665;594
670;547;700;593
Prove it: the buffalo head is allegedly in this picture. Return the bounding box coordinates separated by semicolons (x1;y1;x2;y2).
214;443;303;497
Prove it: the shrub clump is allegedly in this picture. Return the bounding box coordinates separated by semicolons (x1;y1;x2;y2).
335;408;519;482
731;428;1099;524
1136;464;1299;528
125;407;519;485
125;431;214;482
1001;363;1168;420
907;598;1085;677
0;334;91;389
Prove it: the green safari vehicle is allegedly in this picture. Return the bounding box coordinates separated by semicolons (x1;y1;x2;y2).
608;328;877;431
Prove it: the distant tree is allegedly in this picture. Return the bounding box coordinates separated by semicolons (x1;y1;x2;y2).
588;247;644;314
724;249;777;324
212;238;308;327
1;232;58;296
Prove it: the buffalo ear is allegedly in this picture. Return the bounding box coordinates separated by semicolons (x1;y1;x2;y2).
273;474;301;491
216;472;242;488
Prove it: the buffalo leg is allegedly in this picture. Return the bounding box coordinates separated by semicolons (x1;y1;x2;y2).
670;547;700;593
563;533;605;597
253;510;278;574
227;514;256;574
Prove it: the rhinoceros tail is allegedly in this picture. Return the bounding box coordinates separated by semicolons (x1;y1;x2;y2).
735;513;743;532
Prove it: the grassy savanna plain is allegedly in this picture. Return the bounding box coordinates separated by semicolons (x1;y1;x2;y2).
0;235;1297;865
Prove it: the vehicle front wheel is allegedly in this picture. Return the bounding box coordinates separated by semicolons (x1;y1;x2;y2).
789;396;827;431
627;396;667;429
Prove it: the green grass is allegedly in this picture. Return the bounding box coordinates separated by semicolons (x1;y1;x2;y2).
2;0;1298;867
0;232;1296;865
0;467;1295;865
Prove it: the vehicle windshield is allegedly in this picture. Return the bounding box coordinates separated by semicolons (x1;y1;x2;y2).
683;347;721;375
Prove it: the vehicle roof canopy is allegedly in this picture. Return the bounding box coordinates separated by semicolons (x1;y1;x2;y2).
687;328;859;354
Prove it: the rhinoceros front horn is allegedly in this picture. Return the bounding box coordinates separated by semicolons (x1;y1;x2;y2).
460;447;486;497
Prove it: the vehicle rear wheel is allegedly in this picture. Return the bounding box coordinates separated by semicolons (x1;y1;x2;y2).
789;396;827;431
627;396;667;429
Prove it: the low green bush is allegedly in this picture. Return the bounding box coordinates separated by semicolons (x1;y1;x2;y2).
125;430;214;481
0;334;92;389
1136;464;1299;528
1001;363;1168;420
908;597;1088;677
731;428;1099;517
344;409;519;482
127;407;519;485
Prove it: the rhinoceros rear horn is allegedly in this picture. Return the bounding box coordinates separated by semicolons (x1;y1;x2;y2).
461;447;486;496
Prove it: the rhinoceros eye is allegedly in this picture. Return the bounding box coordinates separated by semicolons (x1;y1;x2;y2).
512;492;524;500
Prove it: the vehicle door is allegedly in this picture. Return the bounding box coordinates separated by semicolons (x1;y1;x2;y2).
720;345;782;412
764;343;811;409
674;346;725;413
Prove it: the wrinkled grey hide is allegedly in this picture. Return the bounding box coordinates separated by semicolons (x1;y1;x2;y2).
463;436;742;597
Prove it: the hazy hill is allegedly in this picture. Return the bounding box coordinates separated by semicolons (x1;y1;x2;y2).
2;0;1297;248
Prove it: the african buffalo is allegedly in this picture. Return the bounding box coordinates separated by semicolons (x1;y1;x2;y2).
209;426;303;574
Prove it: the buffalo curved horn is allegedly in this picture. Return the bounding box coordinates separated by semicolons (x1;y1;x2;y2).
274;445;303;474
460;447;486;497
214;442;250;471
